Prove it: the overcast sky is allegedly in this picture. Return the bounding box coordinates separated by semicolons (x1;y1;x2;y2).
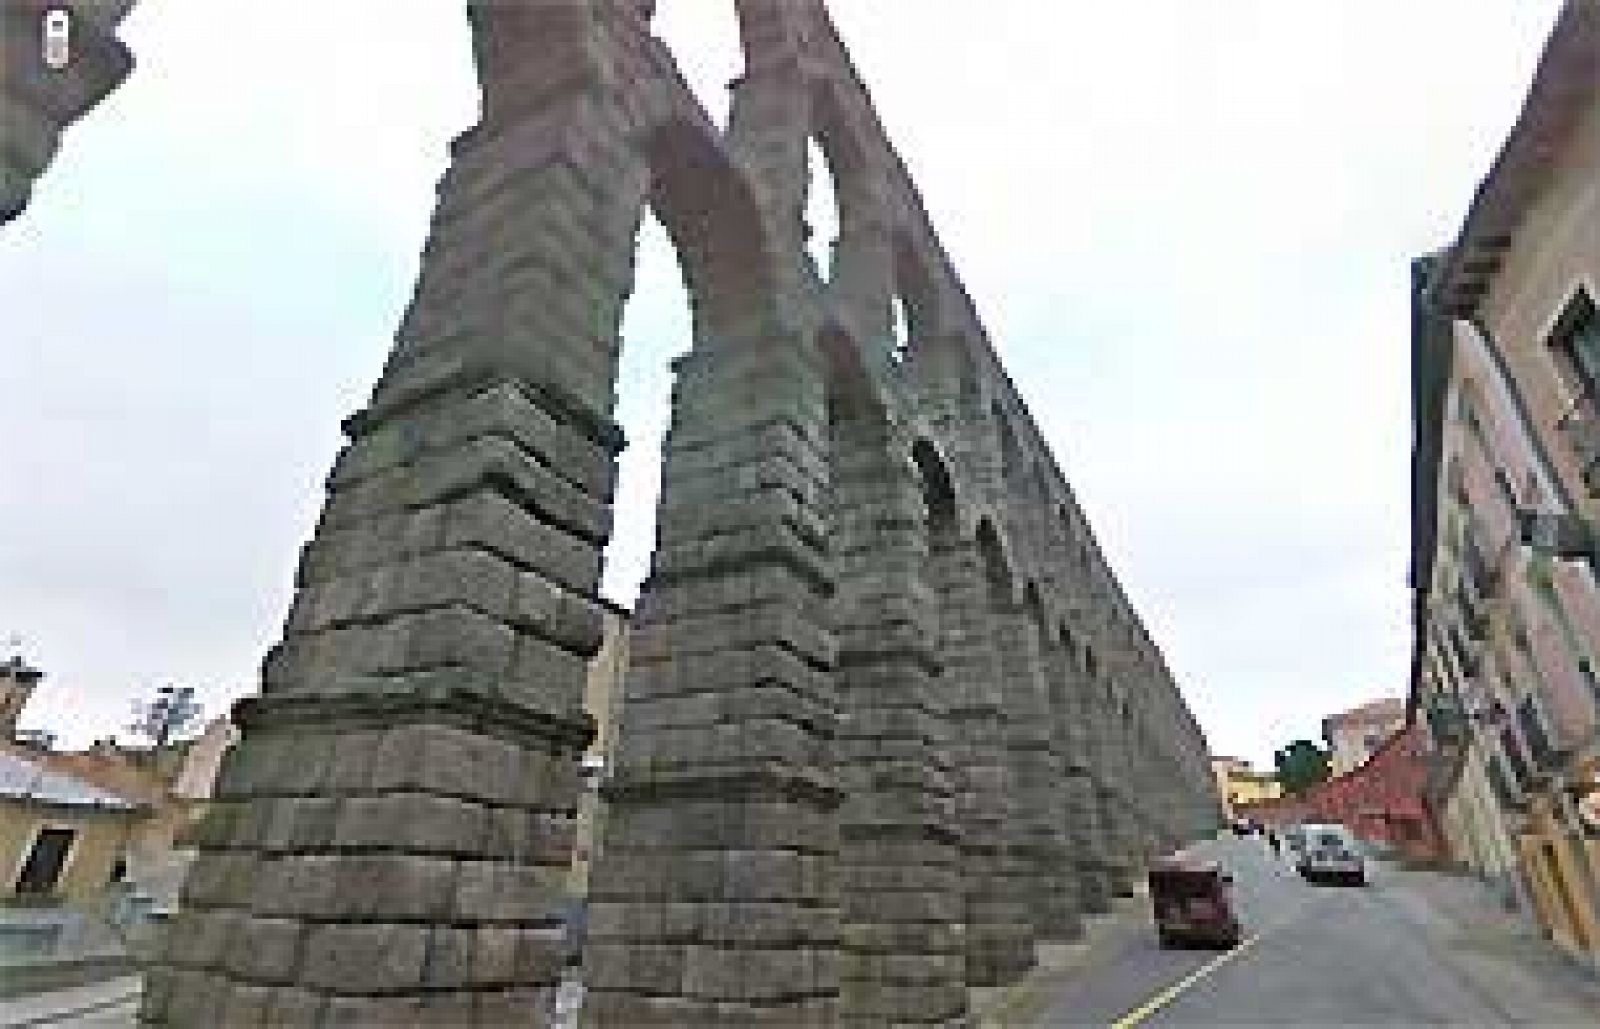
1;2;1562;769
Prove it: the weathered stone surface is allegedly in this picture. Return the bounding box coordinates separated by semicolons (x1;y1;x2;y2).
134;2;1221;1025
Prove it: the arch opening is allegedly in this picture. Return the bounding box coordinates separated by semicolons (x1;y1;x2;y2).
649;1;745;131
976;518;1012;602
912;438;958;534
601;210;688;606
601;124;775;603
805;137;842;280
888;294;910;365
993;401;1023;483
1023;581;1050;639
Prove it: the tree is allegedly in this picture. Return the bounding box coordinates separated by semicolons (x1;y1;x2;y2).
1274;739;1332;797
128;684;202;749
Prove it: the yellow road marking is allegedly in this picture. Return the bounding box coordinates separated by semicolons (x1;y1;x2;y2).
1108;929;1268;1029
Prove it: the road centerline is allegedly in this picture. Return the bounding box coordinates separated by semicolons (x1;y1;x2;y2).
1106;890;1322;1029
1107;930;1267;1029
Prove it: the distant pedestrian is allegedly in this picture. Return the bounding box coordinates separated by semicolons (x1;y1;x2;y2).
1267;830;1281;858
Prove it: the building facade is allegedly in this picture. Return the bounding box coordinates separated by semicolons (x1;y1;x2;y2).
1414;0;1600;971
1210;756;1282;819
0;746;142;907
1323;698;1407;779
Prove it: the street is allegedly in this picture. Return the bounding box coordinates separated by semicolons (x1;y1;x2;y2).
1024;835;1600;1026
9;835;1600;1027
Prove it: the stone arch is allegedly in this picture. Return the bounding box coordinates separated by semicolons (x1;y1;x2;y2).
105;0;1225;1019
641;120;777;340
887;227;983;397
809;80;877;235
825;363;967;1022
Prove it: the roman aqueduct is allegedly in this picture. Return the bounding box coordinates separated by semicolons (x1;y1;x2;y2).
6;0;1221;1023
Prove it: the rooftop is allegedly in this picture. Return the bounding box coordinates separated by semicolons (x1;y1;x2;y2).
0;746;142;811
1325;697;1406;728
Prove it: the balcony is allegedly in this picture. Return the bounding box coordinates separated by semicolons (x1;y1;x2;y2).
1556;404;1600;496
1422;691;1470;748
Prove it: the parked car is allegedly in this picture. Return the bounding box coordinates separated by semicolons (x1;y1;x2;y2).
1147;856;1244;949
1296;823;1366;885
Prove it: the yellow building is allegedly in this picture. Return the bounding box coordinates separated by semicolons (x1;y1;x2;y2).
0;746;144;907
1210;756;1282;819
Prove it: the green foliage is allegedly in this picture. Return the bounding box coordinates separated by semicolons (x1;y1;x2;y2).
1273;739;1332;797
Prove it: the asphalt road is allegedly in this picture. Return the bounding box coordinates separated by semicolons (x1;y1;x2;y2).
1032;834;1600;1026
13;837;1600;1027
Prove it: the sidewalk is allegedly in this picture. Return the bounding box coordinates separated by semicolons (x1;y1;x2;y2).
973;887;1153;1028
0;976;140;1028
1378;865;1600;1024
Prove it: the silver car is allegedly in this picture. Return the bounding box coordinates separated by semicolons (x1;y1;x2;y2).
1296;823;1366;885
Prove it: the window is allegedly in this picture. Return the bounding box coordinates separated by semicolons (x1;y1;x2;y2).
1579;658;1600;709
1499;726;1533;790
1525;471;1546;507
1461;530;1491;595
1462;394;1486;439
13;827;77;896
1516;695;1557;769
1493;467;1520;512
1549;290;1600;408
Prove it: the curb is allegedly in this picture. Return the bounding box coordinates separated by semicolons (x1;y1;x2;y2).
974;889;1151;1027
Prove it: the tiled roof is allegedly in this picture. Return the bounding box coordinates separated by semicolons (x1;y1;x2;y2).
0;748;141;810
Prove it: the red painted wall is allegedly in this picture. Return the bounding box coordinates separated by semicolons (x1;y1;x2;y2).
1239;724;1447;862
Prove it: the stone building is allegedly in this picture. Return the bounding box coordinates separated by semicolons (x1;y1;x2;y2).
1414;0;1600;972
1322;697;1407;779
5;1;1221;1023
